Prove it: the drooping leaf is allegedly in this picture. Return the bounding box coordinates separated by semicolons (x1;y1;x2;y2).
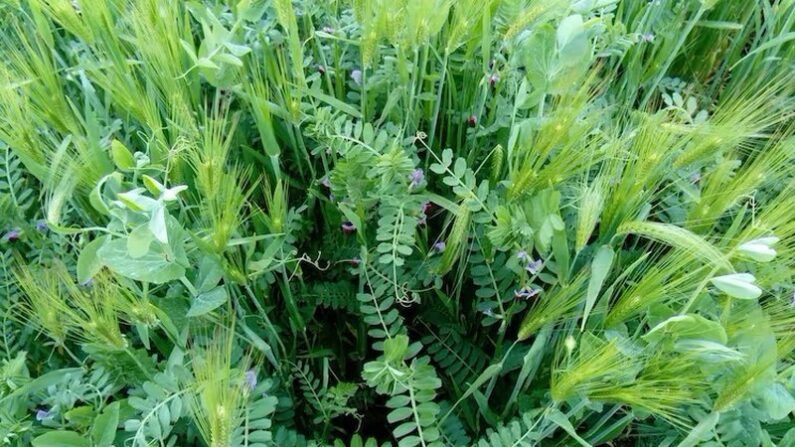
98;238;185;284
186;286;228;317
32;431;90;447
582;246;614;330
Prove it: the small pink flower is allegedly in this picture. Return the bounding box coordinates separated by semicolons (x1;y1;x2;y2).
4;229;20;242
341;221;356;234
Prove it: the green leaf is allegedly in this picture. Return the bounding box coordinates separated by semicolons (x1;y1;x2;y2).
338;202;363;234
127;225;154;259
32;431;90;447
676;412;719;447
758;383;795;420
196;257;224;293
142;175;165;196
557;14;584;49
90;173;122;215
644;314;728;345
77;236;108;284
98;238;185;284
582;246;614;330
110;140;135;171
548;409;593;447
383;335;409;363
730;32;795;69
187;286;228;317
90;402;120;447
149;204;169;244
303;87;362;118
117;189;158;212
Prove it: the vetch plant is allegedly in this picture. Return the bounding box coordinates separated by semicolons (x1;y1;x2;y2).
0;0;794;446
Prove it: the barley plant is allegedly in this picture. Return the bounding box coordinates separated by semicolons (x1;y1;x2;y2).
1;0;795;445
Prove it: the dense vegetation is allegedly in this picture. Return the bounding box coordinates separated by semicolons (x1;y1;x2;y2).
1;0;795;445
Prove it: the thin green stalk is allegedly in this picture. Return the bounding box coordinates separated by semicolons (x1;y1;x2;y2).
640;5;707;109
428;49;449;149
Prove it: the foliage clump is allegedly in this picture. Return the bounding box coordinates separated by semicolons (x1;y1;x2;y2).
1;0;795;446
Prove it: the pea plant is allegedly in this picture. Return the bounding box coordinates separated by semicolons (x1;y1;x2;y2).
1;0;795;446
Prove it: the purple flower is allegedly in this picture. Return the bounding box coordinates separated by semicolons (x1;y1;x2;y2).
514;287;540;300
341;221;356;234
35;409;50;421
516;250;529;262
433;240;446;253
641;33;655;43
4;229;20;242
320;176;332;188
350;69;362;86
322;26;335;34
422;202;433;214
409;169;424;189
525;259;544;275
489;74;500;87
36;220;48;232
244;369;257;391
81;278;94;288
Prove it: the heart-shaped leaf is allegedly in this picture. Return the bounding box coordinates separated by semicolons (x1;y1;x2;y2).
187;286;228;317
